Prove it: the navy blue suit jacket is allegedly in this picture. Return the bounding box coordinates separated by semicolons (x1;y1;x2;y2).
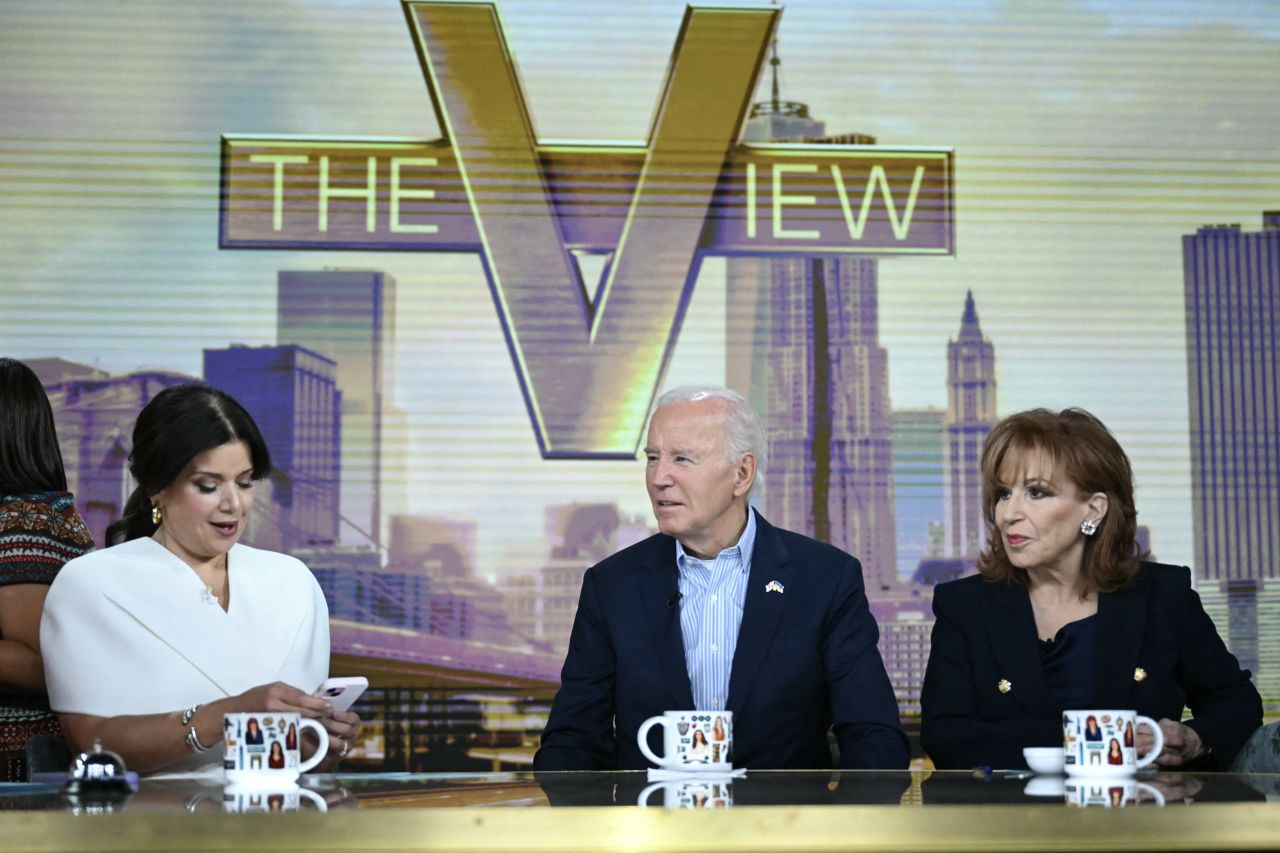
533;511;908;770
921;562;1263;770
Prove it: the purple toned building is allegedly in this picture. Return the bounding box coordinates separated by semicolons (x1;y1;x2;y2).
726;70;896;593
44;369;194;546
389;515;477;581
203;344;341;552
23;358;109;387
502;503;633;658
1183;212;1280;677
944;291;996;559
300;542;516;646
277;269;396;551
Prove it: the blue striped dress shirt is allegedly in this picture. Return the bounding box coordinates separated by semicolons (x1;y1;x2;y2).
675;509;756;712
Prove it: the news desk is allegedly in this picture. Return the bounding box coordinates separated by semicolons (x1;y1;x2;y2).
4;769;1280;852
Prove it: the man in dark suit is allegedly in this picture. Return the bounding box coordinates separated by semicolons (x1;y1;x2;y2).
533;386;908;770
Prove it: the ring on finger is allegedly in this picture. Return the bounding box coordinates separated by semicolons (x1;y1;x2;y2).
338;738;351;758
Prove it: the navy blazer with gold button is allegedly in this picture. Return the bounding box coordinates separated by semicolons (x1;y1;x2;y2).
921;562;1262;770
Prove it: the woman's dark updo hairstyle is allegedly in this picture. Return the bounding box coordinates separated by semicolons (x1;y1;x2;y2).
0;357;69;494
106;384;271;545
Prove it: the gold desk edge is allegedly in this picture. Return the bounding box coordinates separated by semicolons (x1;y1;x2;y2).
5;803;1280;853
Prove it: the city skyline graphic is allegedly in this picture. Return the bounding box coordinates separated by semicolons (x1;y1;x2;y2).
30;204;1280;713
3;2;1279;765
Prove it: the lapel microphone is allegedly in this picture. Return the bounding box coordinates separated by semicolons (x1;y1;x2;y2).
667;591;683;610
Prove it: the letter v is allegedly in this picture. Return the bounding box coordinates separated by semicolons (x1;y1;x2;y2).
404;2;777;457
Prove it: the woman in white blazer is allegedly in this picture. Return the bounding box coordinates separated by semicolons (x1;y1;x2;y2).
41;384;361;776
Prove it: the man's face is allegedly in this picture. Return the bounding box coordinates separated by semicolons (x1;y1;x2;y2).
644;399;753;558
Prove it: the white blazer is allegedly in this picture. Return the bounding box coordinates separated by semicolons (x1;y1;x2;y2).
41;536;330;775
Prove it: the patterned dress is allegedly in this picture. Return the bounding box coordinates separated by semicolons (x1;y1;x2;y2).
0;492;94;781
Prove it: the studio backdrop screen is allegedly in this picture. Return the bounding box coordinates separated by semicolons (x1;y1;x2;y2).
3;0;1277;765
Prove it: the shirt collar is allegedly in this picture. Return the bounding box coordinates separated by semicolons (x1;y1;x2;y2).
676;507;757;571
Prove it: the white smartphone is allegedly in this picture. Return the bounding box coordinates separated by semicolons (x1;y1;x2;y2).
312;676;368;712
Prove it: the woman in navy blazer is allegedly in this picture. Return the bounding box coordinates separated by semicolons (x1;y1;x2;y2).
921;408;1261;771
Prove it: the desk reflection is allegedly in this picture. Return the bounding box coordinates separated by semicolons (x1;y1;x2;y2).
534;771;910;808
0;769;1275;813
4;770;1280;853
921;769;1267;807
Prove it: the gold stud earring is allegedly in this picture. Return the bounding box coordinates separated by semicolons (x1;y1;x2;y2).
997;679;1012;694
152;504;163;525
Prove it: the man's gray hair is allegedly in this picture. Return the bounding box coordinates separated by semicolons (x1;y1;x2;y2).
652;385;767;487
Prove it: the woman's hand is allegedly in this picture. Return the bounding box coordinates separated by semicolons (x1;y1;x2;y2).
307;710;363;770
1138;718;1206;766
1143;772;1204;804
228;681;331;718
220;682;362;770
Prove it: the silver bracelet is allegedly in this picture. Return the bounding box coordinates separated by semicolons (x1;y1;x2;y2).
180;704;200;727
185;725;211;753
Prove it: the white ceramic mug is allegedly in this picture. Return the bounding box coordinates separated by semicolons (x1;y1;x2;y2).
1062;709;1163;777
224;712;328;786
637;710;732;771
223;784;327;813
1064;778;1166;808
637;776;734;808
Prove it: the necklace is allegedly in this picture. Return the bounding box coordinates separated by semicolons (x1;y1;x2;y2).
198;555;229;607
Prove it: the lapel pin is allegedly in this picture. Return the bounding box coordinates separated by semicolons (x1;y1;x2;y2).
765;580;785;594
997;679;1012;694
1133;667;1147;682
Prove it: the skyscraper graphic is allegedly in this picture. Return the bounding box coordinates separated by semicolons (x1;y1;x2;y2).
44;369;193;546
892;408;946;580
1198;580;1280;715
944;291;996;558
726;48;895;592
388;515;477;581
1183;212;1280;678
278;269;395;551
761;257;898;592
203;344;341;551
501;503;651;657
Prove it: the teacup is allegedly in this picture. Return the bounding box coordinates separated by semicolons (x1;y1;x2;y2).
637;776;734;808
1062;709;1162;777
224;712;328;786
1023;746;1065;775
637;710;732;771
1064;778;1165;808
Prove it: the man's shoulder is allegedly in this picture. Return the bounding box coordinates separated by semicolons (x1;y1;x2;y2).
762;518;857;567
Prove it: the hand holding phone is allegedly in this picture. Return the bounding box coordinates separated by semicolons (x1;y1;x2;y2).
312;676;368;713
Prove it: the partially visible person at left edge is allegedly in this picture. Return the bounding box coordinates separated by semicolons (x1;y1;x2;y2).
0;358;94;781
534;385;908;770
921;407;1262;771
